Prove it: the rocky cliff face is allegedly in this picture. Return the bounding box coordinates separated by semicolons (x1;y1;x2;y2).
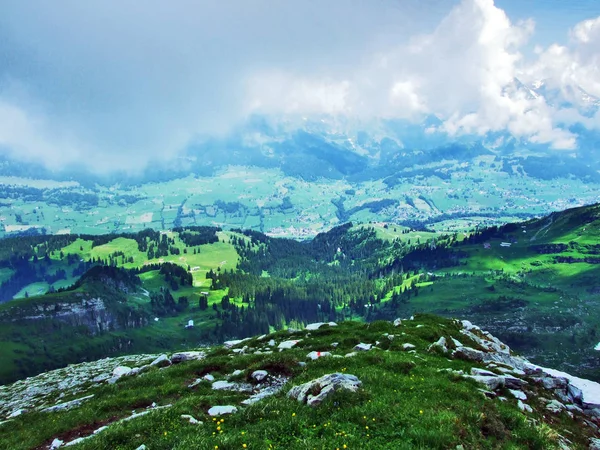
0;294;148;335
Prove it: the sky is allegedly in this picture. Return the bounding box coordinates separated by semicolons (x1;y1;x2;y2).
0;0;599;173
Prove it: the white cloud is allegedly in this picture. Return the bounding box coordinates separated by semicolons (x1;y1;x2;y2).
0;0;598;172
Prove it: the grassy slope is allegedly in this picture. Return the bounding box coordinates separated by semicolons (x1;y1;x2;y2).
0;316;594;450
0;233;242;384
395;204;600;377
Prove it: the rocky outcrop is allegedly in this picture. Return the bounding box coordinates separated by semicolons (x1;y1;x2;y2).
288;373;362;407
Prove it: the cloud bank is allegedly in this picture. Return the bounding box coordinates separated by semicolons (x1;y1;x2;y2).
0;0;599;172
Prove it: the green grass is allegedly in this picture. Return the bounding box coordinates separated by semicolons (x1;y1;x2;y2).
0;317;593;449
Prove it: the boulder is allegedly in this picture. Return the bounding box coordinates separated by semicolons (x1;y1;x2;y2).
471;368;497;377
305;322;337;331
208;405;238;416
428;337;448;353
590;438;600;450
503;375;528;390
402;343;416;351
150;354;171;368
171;351;204;364
509;389;527;401
288;373;362;407
251;370;269;382
181;414;202;425
353;343;372;352
50;438;64;449
453;346;485;362
278;340;301;350
112;366;132;378
517;400;533;413
466;375;505;391
568;383;583;404
306;351;332;361
212;381;252;392
393;318;402;327
546;400;566;414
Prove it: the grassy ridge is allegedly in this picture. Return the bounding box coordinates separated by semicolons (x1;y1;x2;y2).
0;316;595;450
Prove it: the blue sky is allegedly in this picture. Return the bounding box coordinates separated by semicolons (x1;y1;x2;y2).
498;0;600;46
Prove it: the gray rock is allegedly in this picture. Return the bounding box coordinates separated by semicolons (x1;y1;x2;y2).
135;446;147;450
402;343;416;350
503;375;528;390
306;351;332;361
546;400;566;413
509;389;527;401
112;366;132;377
353;343;372;351
331;342;339;348
344;352;357;358
453;346;485;362
393;318;402;327
92;374;110;383
230;369;244;377
518;400;533;413
305;322;337;330
223;338;249;349
278;340;301;350
428;337;448;353
181;414;202;424
288;373;361;407
171;351;204;364
471;368;497;377
466;375;505;391
566;404;583;414
589;437;600;450
7;409;26;418
150;354;171;368
208;405;238;416
212;380;250;392
43;395;94;413
251;370;269;382
568;383;583;404
50;438;64;449
203;374;215;381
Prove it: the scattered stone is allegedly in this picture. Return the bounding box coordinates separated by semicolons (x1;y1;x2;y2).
431;336;453;353
224;338;249;349
306;351;332;361
43;395;95;413
467;375;505;391
212;381;252;393
353;343;372;351
517;400;533;413
546;400;566;414
305;322;337;330
50;438;64;449
135;446;147;450
92;374;110;383
509;389;527;401
503;375;528;390
150;355;171;367
181;414;202;425
471;368;497;377
589;437;600;450
112;366;132;378
268;339;276;347
393;318;402;327
402;343;416;351
203;374;215;382
171;351;204;364
278;340;301;350
453;346;485;362
208;405;238;416
7;409;26;418
343;351;357;358
567;383;583;404
566;404;583;414
230;369;244;377
331;342;339;348
251;370;269;382
288;373;362;407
